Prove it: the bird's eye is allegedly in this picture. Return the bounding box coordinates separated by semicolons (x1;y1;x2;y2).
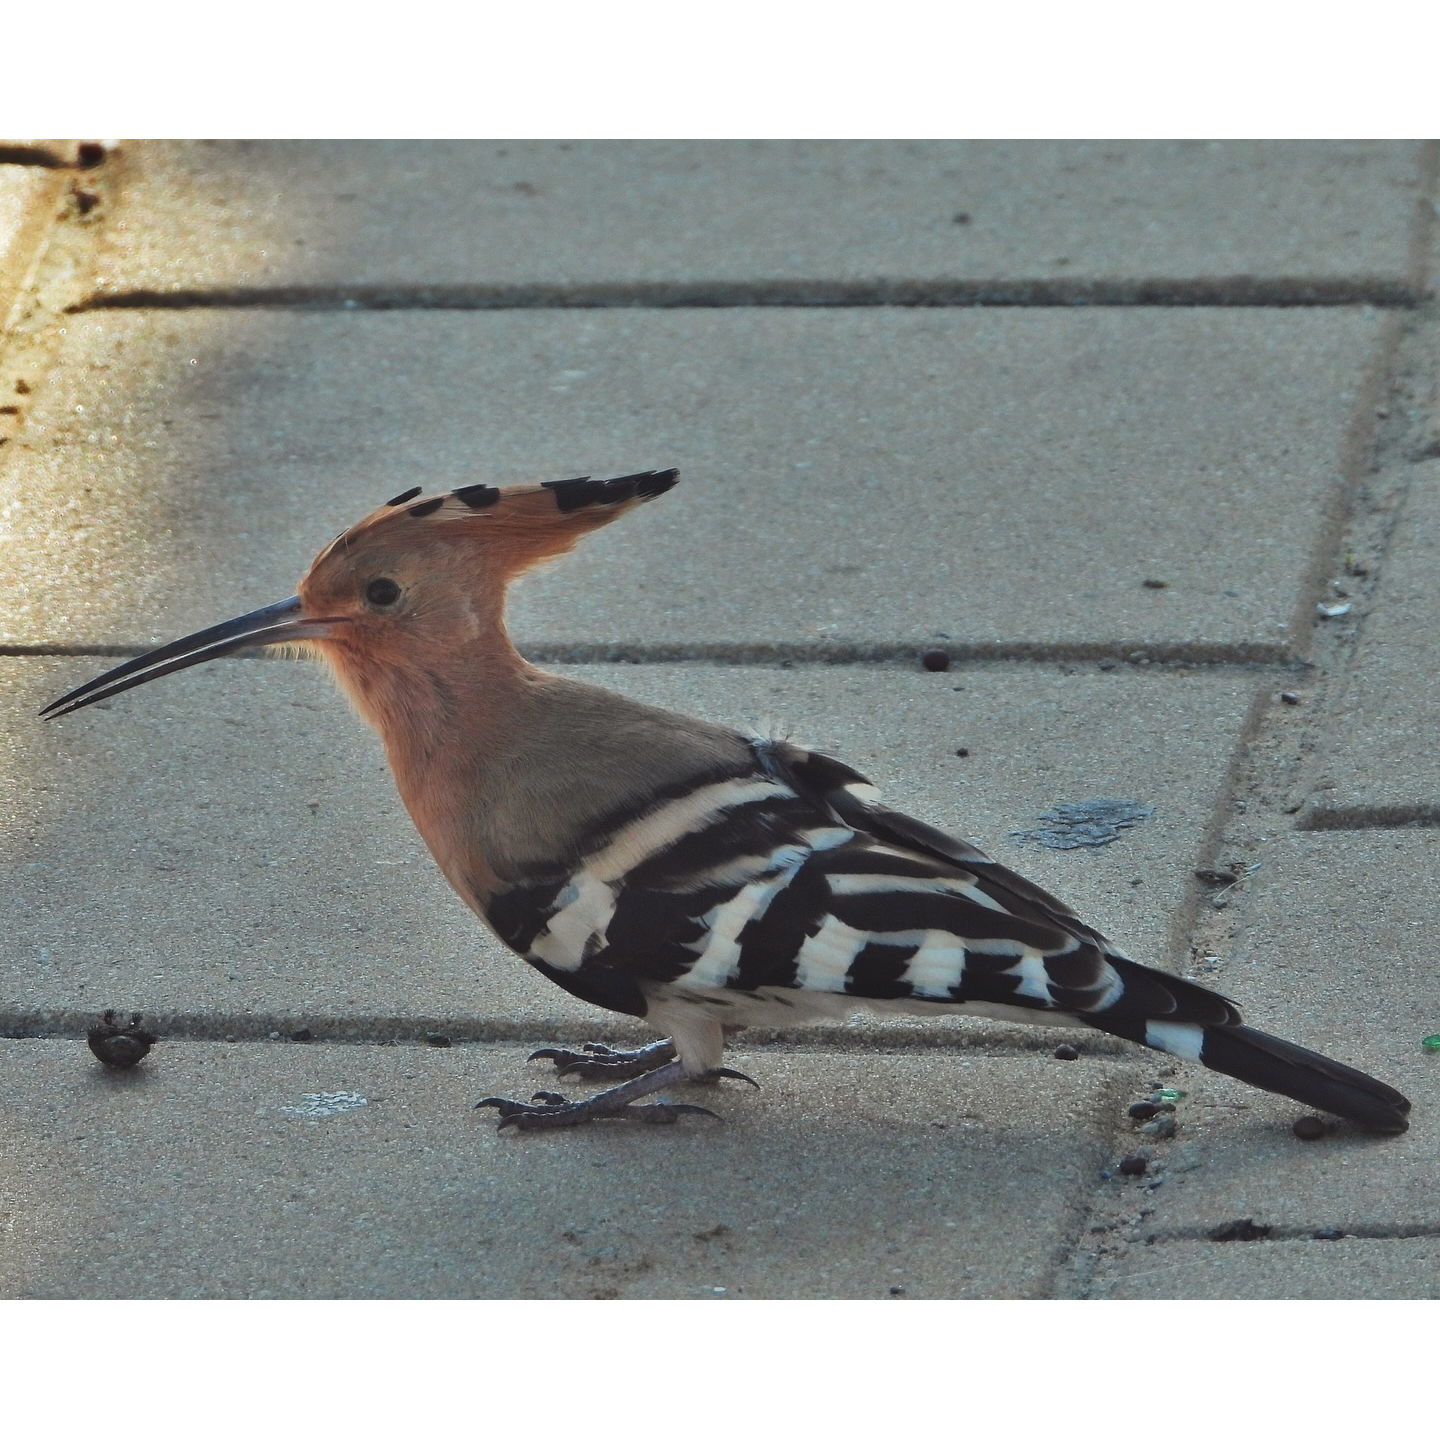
365;578;401;607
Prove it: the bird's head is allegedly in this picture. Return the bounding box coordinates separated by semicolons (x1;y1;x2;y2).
41;469;679;722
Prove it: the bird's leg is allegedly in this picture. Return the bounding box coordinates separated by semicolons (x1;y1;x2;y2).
476;1058;758;1132
528;1037;677;1080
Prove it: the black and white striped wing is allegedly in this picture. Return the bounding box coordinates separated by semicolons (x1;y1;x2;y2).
483;739;1240;1043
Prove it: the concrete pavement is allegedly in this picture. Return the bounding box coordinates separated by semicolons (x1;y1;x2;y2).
0;139;1436;1298
0;306;1386;658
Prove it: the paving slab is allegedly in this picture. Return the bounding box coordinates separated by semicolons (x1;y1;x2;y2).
1104;832;1440;1238
91;140;1426;295
1;656;1254;1031
0;307;1384;654
0;165;61;326
1090;1237;1440;1299
1309;460;1440;820
0;1039;1126;1298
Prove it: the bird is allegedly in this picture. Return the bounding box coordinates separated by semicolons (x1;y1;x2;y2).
43;468;1411;1134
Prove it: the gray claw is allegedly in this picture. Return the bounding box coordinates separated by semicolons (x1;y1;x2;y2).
528;1046;586;1066
475;1096;525;1116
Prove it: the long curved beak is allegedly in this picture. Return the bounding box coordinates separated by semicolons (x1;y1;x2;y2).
40;596;346;720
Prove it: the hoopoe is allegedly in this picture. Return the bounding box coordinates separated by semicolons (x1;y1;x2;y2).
45;469;1410;1134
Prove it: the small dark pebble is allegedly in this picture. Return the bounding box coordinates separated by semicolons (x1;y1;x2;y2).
1127;1100;1175;1121
86;1010;157;1069
920;647;950;673
76;141;107;167
954;747;970;757
1097;660;1116;671
15;379;31;394
1279;691;1301;706
424;1033;453;1048
1208;1218;1271;1243
1118;1154;1148;1177
1292;1115;1327;1141
1194;868;1238;885
290;1028;314;1042
1142;578;1168;589
1053;1043;1080;1061
951;212;970;225
71;187;99;216
1313;1228;1346;1241
888;1284;906;1295
1139;1114;1177;1139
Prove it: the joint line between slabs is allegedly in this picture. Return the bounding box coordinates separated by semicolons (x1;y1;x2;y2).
0;1015;1134;1059
1296;805;1440;832
0;147;106;171
1137;1225;1440;1247
3;641;1305;671
70;278;1425;313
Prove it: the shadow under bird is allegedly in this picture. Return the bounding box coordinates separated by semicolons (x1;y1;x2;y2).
44;470;1411;1134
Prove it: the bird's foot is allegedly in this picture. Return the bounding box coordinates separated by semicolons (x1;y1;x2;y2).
477;1058;758;1132
528;1037;677;1080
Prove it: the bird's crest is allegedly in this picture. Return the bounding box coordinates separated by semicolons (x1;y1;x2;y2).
313;468;679;581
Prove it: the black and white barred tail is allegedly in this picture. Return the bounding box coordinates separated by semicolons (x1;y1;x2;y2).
1076;956;1410;1134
